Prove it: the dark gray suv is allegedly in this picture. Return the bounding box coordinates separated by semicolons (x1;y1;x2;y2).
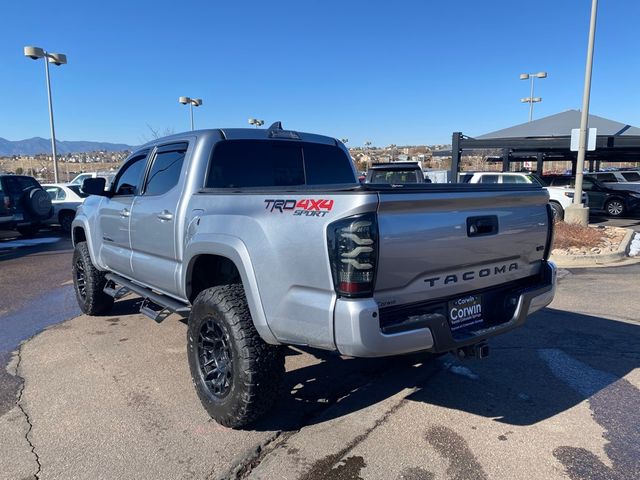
0;174;53;236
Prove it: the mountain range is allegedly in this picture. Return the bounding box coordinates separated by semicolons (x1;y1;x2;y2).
0;137;134;156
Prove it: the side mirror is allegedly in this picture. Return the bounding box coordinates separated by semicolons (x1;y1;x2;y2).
82;177;108;196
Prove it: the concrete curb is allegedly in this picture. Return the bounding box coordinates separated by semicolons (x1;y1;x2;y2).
550;227;636;268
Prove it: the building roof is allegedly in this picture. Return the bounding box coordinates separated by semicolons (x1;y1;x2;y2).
476;110;640;139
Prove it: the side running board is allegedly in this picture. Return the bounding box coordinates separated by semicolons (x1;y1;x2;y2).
104;273;190;323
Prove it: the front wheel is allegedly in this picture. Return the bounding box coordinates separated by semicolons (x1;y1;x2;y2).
72;241;114;315
187;284;284;428
605;199;625;217
549;202;564;221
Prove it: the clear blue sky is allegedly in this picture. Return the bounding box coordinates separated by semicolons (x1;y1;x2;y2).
1;0;638;147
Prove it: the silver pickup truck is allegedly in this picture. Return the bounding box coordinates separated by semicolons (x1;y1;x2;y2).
72;123;556;428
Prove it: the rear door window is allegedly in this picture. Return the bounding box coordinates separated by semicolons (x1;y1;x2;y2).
144;143;188;196
206;140;354;188
45;186;66;200
595;173;617;182
479;174;500;184
502;175;528;184
621;172;640;181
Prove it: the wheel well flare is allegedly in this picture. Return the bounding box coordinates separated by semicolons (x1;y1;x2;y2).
187;255;242;303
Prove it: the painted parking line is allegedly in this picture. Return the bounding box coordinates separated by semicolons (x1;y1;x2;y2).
538;348;617;397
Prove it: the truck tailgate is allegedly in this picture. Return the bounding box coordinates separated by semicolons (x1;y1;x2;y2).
373;186;550;306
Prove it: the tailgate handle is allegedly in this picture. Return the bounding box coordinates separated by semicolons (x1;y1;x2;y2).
467;216;498;237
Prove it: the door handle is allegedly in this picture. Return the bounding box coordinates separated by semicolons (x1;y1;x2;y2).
467;215;498;237
157;210;174;221
119;208;130;218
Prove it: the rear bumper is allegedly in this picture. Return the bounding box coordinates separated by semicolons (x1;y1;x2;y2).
334;261;557;357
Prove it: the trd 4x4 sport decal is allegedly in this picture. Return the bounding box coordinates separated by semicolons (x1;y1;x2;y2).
264;199;334;217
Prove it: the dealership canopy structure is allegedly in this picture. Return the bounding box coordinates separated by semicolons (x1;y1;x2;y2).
451;109;640;177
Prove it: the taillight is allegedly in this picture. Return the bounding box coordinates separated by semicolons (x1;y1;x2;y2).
543;203;555;260
327;212;378;297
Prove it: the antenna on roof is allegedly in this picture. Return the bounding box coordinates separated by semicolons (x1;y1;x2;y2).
267;121;283;131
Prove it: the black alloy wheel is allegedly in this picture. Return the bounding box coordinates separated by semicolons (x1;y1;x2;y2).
72;241;114;315
75;256;87;301
197;317;233;398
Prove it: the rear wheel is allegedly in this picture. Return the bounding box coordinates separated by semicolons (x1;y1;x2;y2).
187;284;284;428
72;241;114;315
549;202;564;221
605;199;625;217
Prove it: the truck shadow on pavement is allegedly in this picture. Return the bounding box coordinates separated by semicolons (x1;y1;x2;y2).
254;308;639;432
252;308;639;479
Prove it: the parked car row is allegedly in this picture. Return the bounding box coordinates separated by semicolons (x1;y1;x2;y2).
545;175;640;217
359;164;640;219
458;172;587;221
0;173;87;236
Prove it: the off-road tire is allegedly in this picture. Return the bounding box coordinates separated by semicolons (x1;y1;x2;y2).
549;202;564;221
72;241;114;315
605;199;625;217
187;284;284;428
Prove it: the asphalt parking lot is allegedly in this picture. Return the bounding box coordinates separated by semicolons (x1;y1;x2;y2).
0;223;639;480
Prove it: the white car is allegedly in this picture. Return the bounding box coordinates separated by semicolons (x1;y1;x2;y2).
459;172;588;221
42;183;88;232
70;171;116;189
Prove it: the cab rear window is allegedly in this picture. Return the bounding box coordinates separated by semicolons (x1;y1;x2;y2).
206;140;355;188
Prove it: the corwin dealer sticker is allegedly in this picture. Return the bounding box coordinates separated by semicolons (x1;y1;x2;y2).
448;295;483;331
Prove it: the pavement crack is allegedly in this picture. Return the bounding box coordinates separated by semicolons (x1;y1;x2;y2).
14;345;42;480
213;430;287;480
299;394;411;480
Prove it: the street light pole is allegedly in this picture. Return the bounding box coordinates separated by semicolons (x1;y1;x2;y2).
568;0;598;226
24;46;67;183
519;72;547;122
528;76;535;122
178;97;203;131
43;54;59;183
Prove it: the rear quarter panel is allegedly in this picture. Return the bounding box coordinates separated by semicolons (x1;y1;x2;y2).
185;191;378;349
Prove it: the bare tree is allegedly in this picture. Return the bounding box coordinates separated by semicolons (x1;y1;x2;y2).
139;124;176;143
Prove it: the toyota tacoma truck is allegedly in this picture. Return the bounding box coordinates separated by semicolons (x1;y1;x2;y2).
72;123;556;428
